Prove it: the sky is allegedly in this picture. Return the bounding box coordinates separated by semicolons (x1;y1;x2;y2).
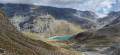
0;0;120;17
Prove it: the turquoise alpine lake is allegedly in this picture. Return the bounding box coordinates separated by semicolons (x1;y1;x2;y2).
51;36;71;40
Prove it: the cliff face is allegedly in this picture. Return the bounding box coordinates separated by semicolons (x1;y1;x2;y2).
0;3;98;37
0;11;71;55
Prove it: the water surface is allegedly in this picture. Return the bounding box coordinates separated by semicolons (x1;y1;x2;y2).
51;36;70;40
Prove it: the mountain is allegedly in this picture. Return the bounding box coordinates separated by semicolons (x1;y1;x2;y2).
97;11;120;28
0;10;80;55
67;23;120;55
0;3;98;37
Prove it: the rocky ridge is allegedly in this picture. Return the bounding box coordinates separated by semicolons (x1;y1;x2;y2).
0;3;98;37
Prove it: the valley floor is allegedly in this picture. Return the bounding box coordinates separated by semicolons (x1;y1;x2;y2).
22;32;83;55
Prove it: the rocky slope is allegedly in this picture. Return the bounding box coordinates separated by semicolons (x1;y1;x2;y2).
65;10;120;54
0;3;98;37
67;23;120;55
0;10;81;55
97;11;120;28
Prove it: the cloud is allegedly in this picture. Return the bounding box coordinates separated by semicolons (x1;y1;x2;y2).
0;0;118;17
46;0;116;17
0;0;33;4
110;0;120;11
47;0;114;11
0;0;46;5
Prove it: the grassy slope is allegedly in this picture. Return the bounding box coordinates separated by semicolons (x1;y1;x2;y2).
0;11;71;55
53;21;85;36
22;32;83;55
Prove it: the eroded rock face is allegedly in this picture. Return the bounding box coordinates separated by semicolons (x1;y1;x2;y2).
0;3;98;37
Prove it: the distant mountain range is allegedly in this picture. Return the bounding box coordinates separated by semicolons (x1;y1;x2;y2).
0;3;98;37
0;3;120;38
